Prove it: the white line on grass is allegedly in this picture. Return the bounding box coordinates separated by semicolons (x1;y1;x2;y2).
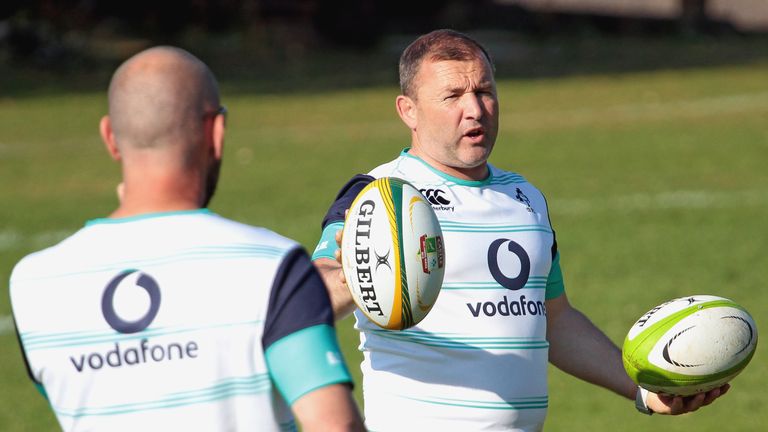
0;315;14;336
554;189;768;216
508;91;768;131
0;229;73;252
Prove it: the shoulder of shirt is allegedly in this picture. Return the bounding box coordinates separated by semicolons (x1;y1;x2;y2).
200;213;299;248
10;212;300;283
366;152;446;183
487;164;553;209
367;157;403;178
489;163;526;181
489;164;539;187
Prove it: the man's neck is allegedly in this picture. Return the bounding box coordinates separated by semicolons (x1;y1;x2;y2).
407;147;489;181
110;171;205;218
110;200;202;219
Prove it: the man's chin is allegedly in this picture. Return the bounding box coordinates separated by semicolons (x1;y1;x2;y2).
460;144;492;167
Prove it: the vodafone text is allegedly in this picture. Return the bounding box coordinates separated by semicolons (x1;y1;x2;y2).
467;295;546;317
70;338;199;372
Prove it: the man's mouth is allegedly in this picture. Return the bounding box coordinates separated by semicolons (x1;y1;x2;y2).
464;127;485;140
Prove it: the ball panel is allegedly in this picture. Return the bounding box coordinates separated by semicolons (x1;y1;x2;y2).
376;177;407;329
622;295;758;396
647;307;755;375
401;182;444;325
626;300;744;376
341;177;444;330
638;372;740;396
626;295;724;341
341;180;399;328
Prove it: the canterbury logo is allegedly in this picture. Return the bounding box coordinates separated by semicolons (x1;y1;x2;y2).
420;188;451;206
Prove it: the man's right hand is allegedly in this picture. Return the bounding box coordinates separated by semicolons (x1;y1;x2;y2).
313;228;357;320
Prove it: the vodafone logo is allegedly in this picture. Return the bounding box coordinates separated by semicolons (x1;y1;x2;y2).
467;239;544;318
102;270;161;334
68;270;199;373
487;239;530;291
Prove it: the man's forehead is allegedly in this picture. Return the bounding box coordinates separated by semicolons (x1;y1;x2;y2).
416;58;495;89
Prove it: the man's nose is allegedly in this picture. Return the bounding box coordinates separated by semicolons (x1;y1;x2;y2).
462;93;483;120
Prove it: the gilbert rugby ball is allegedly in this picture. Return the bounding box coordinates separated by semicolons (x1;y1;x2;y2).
341;177;445;330
622;295;757;396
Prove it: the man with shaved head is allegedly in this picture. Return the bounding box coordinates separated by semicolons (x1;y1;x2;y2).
10;46;364;432
103;46;224;212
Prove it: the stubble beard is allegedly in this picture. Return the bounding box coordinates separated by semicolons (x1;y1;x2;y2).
201;159;221;208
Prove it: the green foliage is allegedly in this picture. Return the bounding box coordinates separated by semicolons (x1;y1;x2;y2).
1;59;766;431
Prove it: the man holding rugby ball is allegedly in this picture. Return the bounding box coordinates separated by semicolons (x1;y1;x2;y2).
312;29;728;431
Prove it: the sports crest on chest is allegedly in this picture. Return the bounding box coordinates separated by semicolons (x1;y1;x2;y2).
514;187;535;213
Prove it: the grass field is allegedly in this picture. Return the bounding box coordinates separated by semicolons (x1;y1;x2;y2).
1;42;767;430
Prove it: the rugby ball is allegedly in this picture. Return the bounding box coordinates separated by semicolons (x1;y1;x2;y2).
622;295;757;396
341;177;445;330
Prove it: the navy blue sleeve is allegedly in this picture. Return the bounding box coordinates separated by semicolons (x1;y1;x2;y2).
262;247;335;350
320;174;375;229
551;237;558;261
540;190;558;261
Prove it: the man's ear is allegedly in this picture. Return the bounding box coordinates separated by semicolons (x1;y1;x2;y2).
212;111;225;160
395;95;418;131
100;116;121;161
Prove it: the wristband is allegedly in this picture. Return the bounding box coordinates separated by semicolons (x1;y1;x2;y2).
635;386;653;415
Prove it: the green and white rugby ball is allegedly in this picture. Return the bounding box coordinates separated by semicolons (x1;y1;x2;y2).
622;295;757;396
341;177;445;330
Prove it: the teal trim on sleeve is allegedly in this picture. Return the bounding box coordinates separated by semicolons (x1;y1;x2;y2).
545;252;566;300
86;208;213;226
311;222;344;261
35;382;48;400
265;324;352;405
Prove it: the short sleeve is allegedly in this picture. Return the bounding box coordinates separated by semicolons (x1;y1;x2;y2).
545;251;566;300
262;248;352;405
312;174;375;261
318;174;375;229
262;247;334;348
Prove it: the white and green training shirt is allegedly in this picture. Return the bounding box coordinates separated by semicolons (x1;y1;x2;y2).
314;149;564;431
11;209;351;432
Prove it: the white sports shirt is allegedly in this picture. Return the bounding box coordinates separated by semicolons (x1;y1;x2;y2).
314;150;565;431
11;209;351;432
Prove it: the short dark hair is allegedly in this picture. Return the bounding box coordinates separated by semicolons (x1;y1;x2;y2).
399;29;494;98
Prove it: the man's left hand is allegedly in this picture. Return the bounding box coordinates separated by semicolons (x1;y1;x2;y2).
646;384;730;415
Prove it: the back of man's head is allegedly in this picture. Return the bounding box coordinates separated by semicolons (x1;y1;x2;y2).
107;46;220;158
399;29;494;99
